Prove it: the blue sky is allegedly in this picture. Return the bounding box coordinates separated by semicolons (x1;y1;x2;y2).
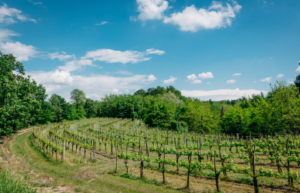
1;0;299;100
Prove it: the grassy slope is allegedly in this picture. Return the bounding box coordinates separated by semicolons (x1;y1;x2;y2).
2;118;299;193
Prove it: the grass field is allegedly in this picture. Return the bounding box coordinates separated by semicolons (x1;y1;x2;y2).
1;118;299;193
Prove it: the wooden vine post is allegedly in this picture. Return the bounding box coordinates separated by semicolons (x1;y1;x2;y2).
214;150;221;192
251;143;259;193
93;140;96;159
162;146;166;184
62;140;65;164
140;148;144;179
186;150;192;189
115;138;118;173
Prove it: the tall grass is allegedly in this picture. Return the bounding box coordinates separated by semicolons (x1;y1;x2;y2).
0;170;37;193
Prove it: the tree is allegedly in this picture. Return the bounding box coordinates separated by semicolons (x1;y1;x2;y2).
70;89;86;117
49;94;66;122
84;98;97;118
0;52;42;136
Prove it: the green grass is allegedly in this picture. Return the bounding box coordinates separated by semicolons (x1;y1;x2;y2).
0;170;37;193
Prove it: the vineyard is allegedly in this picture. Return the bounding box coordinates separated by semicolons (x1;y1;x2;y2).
20;117;300;192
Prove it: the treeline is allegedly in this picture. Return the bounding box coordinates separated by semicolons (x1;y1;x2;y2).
0;53;99;136
1;52;300;136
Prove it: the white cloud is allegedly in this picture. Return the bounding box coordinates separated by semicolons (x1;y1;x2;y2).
192;79;202;84
136;0;169;21
84;49;149;63
181;88;268;101
233;73;241;76
146;74;157;82
187;74;197;81
0;3;36;24
96;21;108;25
207;82;211;84
227;79;236;84
163;1;241;32
289;81;294;85
261;77;272;82
49;51;75;61
187;73;202;83
115;70;133;75
198;72;213;79
276;74;284;78
254;81;257;83
28;71;157;100
83;48;164;64
28;70;73;85
146;48;165;55
0;28;19;41
0;41;37;61
163;76;177;84
58;59;94;71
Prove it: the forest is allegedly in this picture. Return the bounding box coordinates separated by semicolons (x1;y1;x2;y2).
1;52;300;137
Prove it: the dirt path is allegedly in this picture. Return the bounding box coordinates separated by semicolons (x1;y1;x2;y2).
1;127;34;160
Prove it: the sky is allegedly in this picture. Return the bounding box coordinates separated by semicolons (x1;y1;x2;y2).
1;0;300;101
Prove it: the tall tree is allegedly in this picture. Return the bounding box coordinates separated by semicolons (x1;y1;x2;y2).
70;89;86;116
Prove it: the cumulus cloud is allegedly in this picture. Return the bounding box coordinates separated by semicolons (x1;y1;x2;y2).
146;74;157;82
187;72;213;83
276;74;284;78
198;72;213;79
163;1;241;32
0;41;37;61
187;73;202;84
181;88;268;101
83;48;164;64
28;70;73;85
58;59;94;71
163;76;177;84
0;3;36;24
187;74;197;81
146;48;165;55
136;0;169;21
49;51;76;61
227;79;236;84
28;71;157;100
261;77;272;82
233;73;241;76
